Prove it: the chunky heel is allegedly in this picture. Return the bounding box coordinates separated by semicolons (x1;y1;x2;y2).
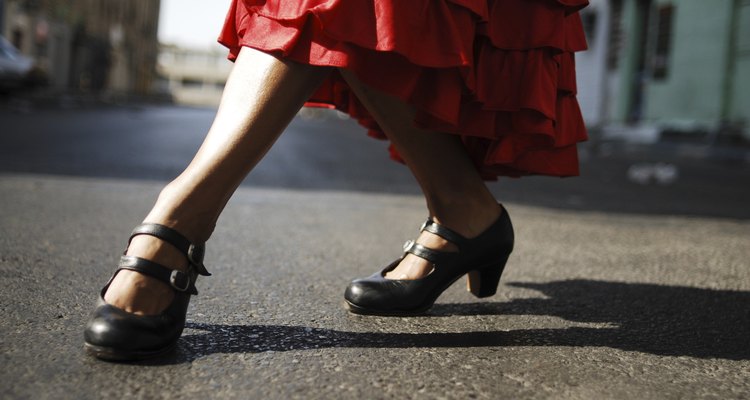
466;257;509;298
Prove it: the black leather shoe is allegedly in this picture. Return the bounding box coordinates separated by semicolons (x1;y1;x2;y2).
344;207;514;316
83;224;211;361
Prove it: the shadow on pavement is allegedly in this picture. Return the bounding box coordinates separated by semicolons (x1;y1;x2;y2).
142;280;748;365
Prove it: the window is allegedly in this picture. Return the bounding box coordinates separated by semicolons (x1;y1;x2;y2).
607;0;624;71
651;4;675;80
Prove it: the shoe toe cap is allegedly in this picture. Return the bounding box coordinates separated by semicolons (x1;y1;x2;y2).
84;307;133;347
344;280;367;304
345;277;406;311
344;279;378;306
84;304;179;351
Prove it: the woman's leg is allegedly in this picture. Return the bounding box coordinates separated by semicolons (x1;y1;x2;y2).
340;70;502;280
104;47;331;314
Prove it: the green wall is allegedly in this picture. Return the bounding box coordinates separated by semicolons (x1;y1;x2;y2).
613;0;645;123
729;1;750;131
644;0;734;127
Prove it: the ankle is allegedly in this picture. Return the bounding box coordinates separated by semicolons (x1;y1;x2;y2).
427;197;501;238
144;181;220;244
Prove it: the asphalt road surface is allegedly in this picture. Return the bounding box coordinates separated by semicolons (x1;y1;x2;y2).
1;105;748;399
1;105;749;218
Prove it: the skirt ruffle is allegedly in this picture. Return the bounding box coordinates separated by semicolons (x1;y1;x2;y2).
219;0;589;178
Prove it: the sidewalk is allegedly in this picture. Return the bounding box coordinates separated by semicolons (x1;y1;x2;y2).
1;174;748;399
589;123;750;166
0;88;174;112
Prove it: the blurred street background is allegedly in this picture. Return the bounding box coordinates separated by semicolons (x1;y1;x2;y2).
1;0;749;217
1;1;749;399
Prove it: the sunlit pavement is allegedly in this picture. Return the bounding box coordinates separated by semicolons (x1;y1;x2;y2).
1;105;749;399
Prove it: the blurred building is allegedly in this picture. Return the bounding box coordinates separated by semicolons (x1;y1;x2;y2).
157;45;231;107
1;0;161;95
577;0;749;143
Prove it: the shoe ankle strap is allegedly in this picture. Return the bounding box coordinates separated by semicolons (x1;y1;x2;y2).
402;240;453;264
128;224;211;276
118;255;199;295
420;219;466;247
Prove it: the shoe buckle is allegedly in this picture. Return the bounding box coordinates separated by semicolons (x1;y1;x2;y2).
169;270;191;292
187;244;204;265
403;240;414;252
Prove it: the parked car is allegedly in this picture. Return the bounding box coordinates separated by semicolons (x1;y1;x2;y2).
0;35;39;92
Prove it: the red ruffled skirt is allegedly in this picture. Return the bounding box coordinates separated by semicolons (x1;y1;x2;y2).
219;0;589;178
